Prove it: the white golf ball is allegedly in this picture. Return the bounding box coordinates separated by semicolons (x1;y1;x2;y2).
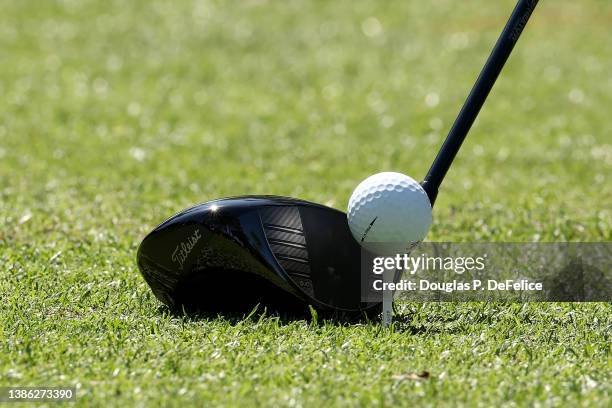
347;172;432;251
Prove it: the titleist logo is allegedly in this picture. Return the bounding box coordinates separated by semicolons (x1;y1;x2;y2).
171;229;202;270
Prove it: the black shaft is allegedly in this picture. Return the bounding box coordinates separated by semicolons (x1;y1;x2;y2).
421;0;539;205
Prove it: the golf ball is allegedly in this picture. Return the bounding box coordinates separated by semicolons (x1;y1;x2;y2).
347;172;432;251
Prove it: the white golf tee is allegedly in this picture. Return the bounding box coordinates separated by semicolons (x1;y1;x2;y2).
382;268;394;327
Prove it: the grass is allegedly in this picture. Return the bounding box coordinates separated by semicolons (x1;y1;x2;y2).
0;0;610;406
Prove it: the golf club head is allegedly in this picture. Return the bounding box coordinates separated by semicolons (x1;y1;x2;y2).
137;196;379;315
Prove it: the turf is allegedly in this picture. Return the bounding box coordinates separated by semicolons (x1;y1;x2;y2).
1;0;610;406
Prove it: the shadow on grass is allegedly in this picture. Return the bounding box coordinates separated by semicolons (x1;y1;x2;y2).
150;267;386;325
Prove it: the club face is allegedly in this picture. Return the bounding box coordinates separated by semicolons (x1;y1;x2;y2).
137;196;378;313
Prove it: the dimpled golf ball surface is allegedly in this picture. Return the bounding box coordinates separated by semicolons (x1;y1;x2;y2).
347;172;432;250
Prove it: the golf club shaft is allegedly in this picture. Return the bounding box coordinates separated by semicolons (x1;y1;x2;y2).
421;0;539;205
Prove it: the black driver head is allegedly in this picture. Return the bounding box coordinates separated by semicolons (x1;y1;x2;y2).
137;196;379;315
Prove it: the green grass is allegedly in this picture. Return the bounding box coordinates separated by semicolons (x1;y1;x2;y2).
1;0;610;406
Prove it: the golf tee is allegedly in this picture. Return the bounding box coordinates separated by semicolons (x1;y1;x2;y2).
382;268;394;327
